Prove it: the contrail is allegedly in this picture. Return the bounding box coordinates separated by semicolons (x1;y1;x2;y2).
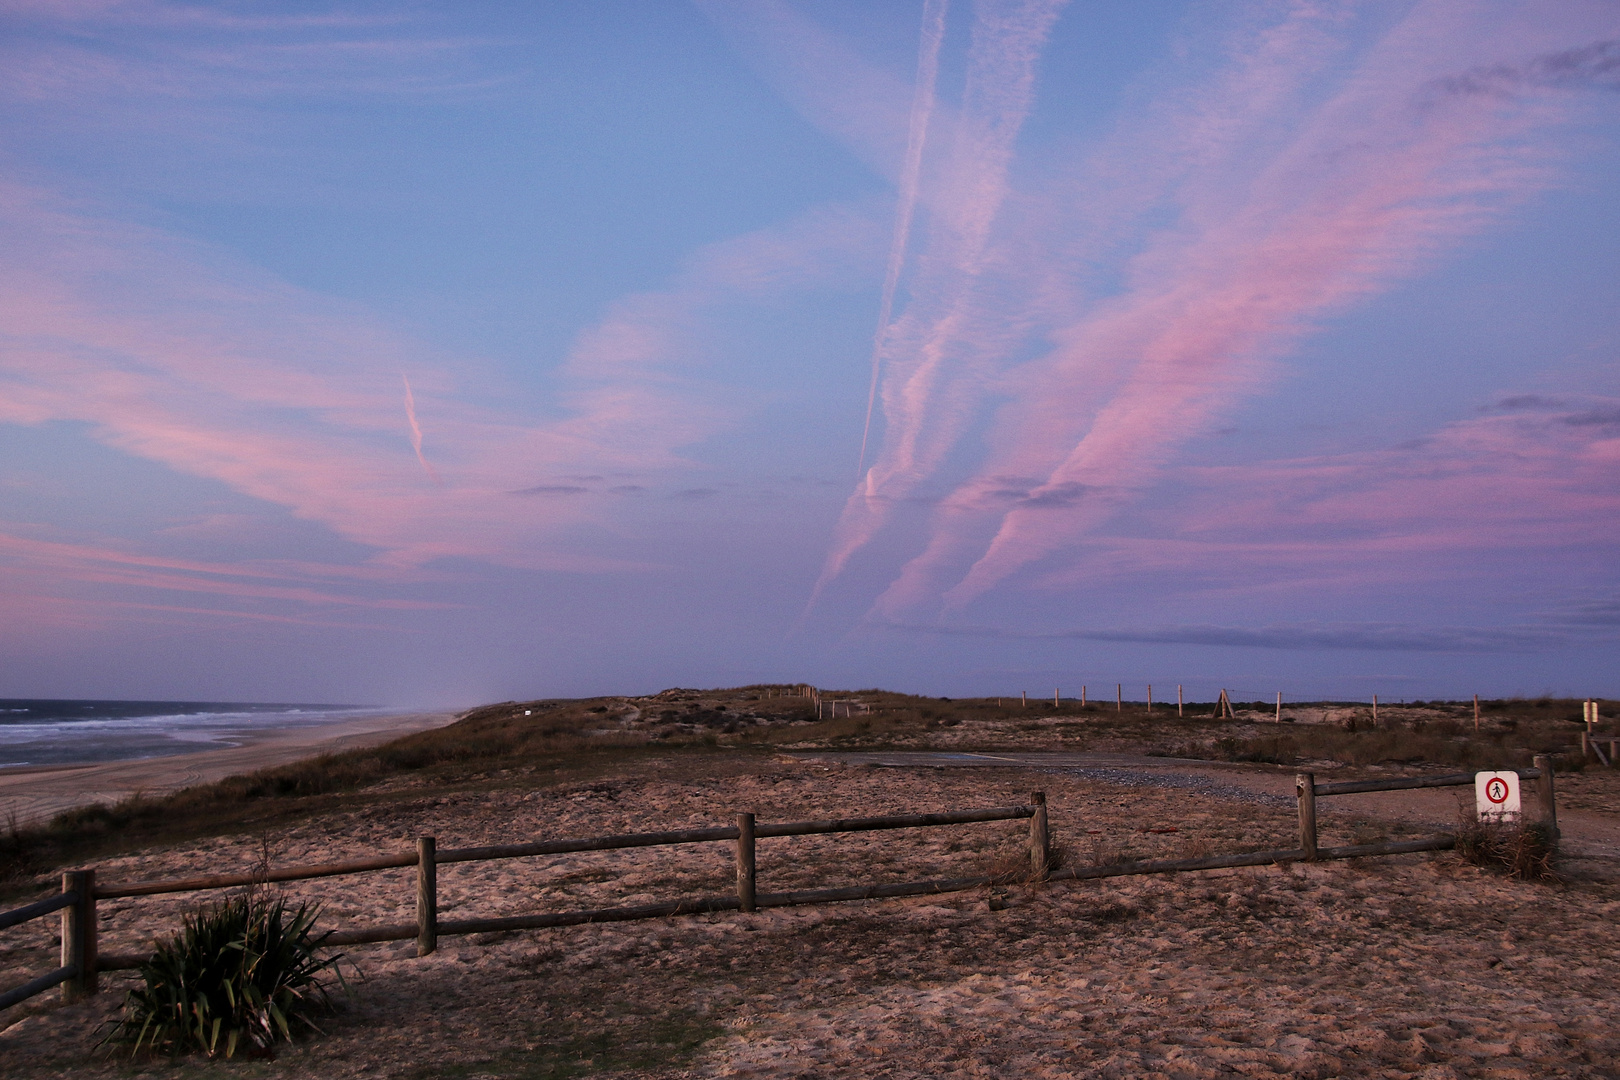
856;0;948;483
402;374;442;484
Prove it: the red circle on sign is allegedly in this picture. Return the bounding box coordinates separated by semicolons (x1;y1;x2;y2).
1486;778;1509;804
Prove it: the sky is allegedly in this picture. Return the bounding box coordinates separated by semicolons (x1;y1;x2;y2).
1;0;1617;707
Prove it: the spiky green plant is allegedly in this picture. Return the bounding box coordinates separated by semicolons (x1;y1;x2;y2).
107;893;348;1059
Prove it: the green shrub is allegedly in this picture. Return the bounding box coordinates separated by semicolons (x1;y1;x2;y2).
106;893;349;1059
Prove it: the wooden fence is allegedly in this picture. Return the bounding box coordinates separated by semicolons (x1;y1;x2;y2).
0;754;1559;1013
1581;730;1616;767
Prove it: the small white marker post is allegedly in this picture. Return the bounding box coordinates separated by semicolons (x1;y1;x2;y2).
1475;771;1521;823
1081;686;1086;707
1276;692;1282;723
1054;688;1060;708
1372;694;1378;723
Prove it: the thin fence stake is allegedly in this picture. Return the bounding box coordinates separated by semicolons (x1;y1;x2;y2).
1022;691;1027;708
1474;694;1480;732
1276;692;1282;723
1372;694;1378;723
1147;685;1152;712
736;813;756;913
417;837;437;957
1177;685;1183;718
1116;684;1122;712
1296;774;1317;861
1054;688;1059;708
1081;686;1086;707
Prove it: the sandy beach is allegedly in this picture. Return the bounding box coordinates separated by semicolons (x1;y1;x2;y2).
0;709;460;828
2;753;1617;1077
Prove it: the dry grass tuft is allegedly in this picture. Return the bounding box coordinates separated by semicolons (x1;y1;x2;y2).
1455;818;1559;880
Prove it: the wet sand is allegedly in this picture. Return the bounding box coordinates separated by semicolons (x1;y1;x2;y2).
0;709;460;828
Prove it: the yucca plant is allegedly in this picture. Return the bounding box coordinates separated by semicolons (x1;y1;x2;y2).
107;893;349;1059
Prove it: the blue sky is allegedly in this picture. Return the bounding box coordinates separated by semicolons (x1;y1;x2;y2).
1;0;1617;706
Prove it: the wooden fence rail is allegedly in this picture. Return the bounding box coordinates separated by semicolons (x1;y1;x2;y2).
0;758;1560;1013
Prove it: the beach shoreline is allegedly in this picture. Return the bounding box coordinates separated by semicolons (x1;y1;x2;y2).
0;709;461;828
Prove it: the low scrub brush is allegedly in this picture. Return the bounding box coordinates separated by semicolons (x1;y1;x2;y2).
105;893;349;1059
1455;818;1558;881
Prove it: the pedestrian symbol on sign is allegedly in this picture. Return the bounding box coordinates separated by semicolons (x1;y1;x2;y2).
1474;771;1520;822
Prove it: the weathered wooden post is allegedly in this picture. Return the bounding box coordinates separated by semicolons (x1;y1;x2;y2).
1473;694;1480;732
1116;684;1122;712
1081;686;1086;707
1276;692;1282;723
417;837;437;957
1028;792;1049;882
60;869;96;1002
1147;685;1152;711
736;812;756;912
1177;685;1183;717
1533;755;1558;841
1295;774;1317;860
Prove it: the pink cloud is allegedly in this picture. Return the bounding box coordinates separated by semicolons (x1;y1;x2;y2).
810;0;1070;605
820;0;1620;621
1021;398;1620;607
0;161;880;618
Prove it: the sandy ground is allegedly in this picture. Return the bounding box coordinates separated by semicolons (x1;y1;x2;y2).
0;710;458;828
3;753;1618;1078
796;752;1620;869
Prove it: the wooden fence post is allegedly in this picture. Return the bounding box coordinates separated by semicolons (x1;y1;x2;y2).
1028;792;1049;882
1533;755;1558;841
417;837;437;957
60;869;96;1002
1147;685;1152;711
736;813;756;912
1081;686;1086;707
1116;684;1122;712
1177;685;1183;717
1296;774;1317;861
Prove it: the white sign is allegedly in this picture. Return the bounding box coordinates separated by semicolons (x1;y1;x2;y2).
1475;771;1521;822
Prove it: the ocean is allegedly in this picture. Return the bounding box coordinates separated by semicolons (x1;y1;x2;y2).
0;699;379;769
